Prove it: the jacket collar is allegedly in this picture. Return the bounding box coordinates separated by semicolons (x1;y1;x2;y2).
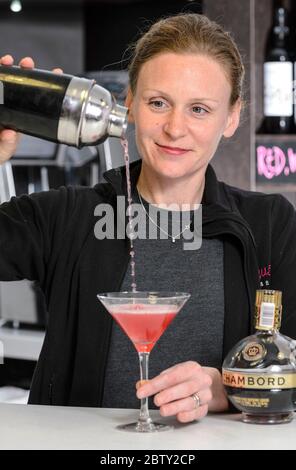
102;158;257;250
103;158;231;211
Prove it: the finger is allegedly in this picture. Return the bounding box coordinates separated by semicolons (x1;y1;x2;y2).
158;388;212;417
177;404;209;423
159;364;179;375
52;68;63;75
137;361;202;399
0;54;14;65
19;57;35;68
135;380;150;391
154;379;207;407
0;129;18;142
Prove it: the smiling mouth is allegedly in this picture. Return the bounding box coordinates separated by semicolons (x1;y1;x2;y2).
156;143;190;153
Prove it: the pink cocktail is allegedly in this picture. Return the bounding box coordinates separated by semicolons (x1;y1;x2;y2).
109;303;178;353
97;291;190;433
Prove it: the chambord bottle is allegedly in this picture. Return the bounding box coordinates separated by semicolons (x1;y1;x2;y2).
222;290;296;424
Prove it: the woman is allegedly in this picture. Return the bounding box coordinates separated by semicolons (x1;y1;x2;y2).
0;13;295;424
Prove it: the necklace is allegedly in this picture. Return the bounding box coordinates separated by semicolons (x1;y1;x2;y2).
137;190;192;243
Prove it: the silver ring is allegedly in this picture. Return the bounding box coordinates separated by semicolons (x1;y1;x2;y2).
191;392;201;409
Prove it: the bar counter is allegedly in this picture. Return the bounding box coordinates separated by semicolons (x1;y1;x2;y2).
0;403;295;450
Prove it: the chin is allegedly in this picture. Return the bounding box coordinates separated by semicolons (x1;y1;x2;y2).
155;166;192;180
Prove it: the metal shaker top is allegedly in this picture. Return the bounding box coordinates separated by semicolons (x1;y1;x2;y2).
58;76;128;148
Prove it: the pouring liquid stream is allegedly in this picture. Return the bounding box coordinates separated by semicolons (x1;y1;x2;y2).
121;136;137;293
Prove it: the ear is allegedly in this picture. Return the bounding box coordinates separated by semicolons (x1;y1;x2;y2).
223;99;242;138
125;87;135;124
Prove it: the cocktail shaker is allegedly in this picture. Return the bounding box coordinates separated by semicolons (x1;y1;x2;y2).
0;65;128;147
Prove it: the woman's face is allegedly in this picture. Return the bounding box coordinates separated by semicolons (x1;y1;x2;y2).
126;52;241;181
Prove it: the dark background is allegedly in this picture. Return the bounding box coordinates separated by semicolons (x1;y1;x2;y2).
84;0;202;71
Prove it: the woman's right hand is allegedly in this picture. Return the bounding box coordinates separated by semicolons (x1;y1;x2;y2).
0;55;63;165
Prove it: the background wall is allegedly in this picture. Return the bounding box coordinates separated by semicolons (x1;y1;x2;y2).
205;0;296;206
84;0;202;71
204;0;252;191
0;1;84;74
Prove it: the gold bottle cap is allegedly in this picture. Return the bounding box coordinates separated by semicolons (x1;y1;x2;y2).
255;289;282;331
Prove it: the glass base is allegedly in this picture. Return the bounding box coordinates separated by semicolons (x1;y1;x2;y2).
242;412;294;425
116;421;172;433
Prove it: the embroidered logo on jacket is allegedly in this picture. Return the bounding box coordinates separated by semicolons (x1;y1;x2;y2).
258;264;271;287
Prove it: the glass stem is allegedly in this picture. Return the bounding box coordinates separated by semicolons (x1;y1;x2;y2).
138;352;152;425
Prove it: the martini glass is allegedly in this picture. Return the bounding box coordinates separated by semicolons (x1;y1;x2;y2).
97;291;190;433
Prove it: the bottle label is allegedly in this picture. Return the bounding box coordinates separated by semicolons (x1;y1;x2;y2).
259;301;275;329
264;62;293;116
242;342;266;362
231;396;270;408
222;370;296;389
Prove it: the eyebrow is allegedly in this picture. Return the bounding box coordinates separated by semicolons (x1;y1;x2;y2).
143;89;220;103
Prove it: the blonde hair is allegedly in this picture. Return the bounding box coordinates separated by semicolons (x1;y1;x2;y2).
128;13;245;106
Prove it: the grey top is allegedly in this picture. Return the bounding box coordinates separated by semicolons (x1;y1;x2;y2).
102;195;225;409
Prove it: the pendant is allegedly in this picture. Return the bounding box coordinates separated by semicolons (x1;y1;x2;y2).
172;238;176;243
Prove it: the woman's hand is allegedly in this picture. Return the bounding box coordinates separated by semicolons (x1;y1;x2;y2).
0;55;63;165
136;361;229;423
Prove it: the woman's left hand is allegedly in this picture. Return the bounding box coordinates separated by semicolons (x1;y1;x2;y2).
136;361;229;423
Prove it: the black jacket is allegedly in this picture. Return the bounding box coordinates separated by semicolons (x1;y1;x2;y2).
0;160;295;406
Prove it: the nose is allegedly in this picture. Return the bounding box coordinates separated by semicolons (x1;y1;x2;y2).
163;108;187;140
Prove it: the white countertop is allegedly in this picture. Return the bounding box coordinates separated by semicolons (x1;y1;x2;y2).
0;403;295;450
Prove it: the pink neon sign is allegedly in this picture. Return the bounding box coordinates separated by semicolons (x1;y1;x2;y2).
257;145;296;180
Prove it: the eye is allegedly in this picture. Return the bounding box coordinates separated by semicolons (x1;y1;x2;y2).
192;106;208;115
149;100;166;109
